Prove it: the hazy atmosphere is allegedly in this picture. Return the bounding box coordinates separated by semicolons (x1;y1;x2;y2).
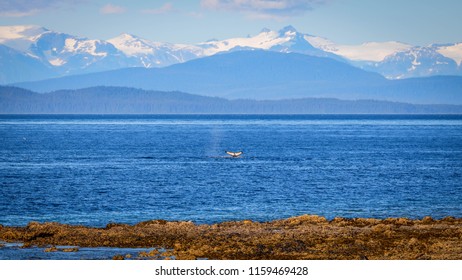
1;0;461;45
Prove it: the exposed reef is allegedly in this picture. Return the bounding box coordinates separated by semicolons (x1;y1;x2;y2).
1;215;461;260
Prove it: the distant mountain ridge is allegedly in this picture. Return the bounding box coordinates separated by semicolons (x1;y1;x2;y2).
2;85;461;114
14;51;462;104
1;25;462;84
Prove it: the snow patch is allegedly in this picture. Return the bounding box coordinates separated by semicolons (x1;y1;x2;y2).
64;38;78;52
64;38;107;57
49;58;66;66
410;50;421;66
198;30;290;56
108;33;155;56
437;43;462;66
305;35;412;62
305;35;337;52
330;41;412;62
79;40;108;57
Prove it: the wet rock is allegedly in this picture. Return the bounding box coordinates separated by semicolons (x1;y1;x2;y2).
421;216;434;224
44;246;57;252
20;242;32;248
1;230;19;240
441;216;456;223
61;247;79;252
112;255;124;260
1;215;461;260
286;215;328;225
105;223;129;229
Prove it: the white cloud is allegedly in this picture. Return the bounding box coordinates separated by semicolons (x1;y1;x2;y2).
141;3;174;15
201;0;329;18
100;4;126;15
0;0;85;17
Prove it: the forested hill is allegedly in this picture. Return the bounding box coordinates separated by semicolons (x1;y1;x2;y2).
1;86;462;114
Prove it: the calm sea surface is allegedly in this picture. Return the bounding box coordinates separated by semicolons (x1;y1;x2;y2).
1;115;461;227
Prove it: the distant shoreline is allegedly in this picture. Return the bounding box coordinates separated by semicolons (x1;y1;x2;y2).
2;113;462;115
1;215;461;260
2;86;462;115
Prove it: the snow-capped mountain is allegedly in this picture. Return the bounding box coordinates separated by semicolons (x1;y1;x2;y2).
198;25;342;60
1;24;462;84
364;46;461;79
437;43;462;66
30;30;131;74
0;25;49;52
0;25;135;80
303;31;461;79
0;26;58;83
309;39;413;62
107;33;202;67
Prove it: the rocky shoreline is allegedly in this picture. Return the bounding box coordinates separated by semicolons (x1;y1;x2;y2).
1;215;461;260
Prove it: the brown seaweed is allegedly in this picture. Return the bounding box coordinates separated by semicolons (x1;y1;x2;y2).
1;215;460;260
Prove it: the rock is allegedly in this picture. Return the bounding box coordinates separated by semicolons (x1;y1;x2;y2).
44;246;57;252
61;247;79;252
1;215;461;260
422;216;434;224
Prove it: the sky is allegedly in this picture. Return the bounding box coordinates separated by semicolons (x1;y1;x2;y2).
0;0;461;46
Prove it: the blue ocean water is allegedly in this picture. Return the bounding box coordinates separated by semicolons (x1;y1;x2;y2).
0;242;155;260
0;115;461;227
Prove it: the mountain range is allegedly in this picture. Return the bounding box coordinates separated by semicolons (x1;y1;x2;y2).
1;25;462;84
14;51;462;104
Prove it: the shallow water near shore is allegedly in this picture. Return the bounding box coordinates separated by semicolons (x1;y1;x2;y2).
1;114;461;227
0;242;156;260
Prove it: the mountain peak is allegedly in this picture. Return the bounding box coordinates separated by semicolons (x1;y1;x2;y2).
107;33;155;56
110;33;141;41
279;25;298;35
260;27;271;33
